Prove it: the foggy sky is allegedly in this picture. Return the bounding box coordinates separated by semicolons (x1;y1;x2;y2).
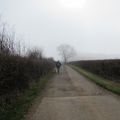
0;0;120;60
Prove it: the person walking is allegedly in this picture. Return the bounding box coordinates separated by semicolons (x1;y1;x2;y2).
56;61;61;74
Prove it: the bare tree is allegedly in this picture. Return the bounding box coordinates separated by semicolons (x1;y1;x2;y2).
0;20;17;55
57;44;76;63
27;47;43;60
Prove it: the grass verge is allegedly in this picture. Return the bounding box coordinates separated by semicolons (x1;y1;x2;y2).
70;65;120;95
0;73;54;120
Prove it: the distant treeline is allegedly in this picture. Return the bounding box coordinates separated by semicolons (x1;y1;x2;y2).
70;60;120;82
0;21;55;104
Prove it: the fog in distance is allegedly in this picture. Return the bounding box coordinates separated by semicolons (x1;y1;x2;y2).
0;0;120;60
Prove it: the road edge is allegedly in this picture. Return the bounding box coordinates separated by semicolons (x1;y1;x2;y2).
69;65;120;95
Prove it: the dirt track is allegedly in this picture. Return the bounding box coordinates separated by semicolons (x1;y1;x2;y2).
26;66;120;120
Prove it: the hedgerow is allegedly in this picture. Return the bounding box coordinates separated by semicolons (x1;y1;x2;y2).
70;60;120;82
0;20;55;105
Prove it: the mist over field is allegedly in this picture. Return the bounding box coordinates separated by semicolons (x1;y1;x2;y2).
0;0;120;60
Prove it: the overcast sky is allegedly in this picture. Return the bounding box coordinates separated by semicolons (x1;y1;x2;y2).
0;0;120;60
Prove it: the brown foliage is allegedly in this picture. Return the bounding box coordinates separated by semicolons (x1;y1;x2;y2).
0;20;55;104
71;60;120;82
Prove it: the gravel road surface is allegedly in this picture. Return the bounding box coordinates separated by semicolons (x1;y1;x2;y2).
26;66;120;120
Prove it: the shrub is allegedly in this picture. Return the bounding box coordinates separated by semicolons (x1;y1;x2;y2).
0;20;55;104
70;60;120;82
